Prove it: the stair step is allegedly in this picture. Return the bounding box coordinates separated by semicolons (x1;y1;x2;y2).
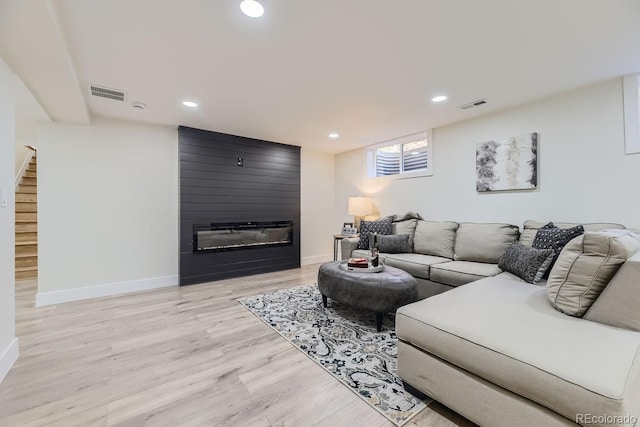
16;193;37;203
16;267;37;280
18;185;37;194
24;170;37;178
21;177;36;185
15;256;37;268
16;244;37;255
16;202;37;213
16;213;37;221
15;240;37;246
16;232;37;242
15;250;37;258
15;222;37;232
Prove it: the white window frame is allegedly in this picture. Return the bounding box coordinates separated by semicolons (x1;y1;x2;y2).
366;130;433;180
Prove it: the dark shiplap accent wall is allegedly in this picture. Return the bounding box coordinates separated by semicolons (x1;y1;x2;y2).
179;126;300;285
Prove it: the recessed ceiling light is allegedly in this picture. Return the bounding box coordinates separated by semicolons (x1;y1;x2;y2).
240;0;264;17
432;95;448;103
328;133;340;139
182;101;198;108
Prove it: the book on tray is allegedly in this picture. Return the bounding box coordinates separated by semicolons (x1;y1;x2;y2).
347;258;369;268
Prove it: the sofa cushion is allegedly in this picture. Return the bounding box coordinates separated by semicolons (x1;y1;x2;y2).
498;242;555;284
396;278;640;424
430;261;502;287
413;220;458;259
374;233;412;253
392;218;418;236
519;220;625;246
383;253;451;280
453;223;519;263
547;230;640;317
357;218;392;249
585;252;640;331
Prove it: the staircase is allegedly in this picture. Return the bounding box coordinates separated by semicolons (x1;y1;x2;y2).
15;155;37;280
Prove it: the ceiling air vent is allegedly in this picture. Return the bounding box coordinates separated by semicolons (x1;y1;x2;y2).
458;98;487;110
89;85;126;102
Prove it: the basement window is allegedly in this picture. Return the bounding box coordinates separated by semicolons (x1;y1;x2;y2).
366;131;433;179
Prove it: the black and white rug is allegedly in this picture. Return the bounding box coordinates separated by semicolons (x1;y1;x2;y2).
238;284;429;426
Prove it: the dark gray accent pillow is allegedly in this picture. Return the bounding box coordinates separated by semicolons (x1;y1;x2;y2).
498;242;555;284
357;219;393;249
373;233;412;253
532;224;585;278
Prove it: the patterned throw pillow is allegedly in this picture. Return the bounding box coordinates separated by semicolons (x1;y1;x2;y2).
498;242;555;284
532;224;585;278
357;219;393;249
374;234;412;254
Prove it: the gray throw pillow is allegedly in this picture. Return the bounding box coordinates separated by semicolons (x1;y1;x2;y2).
372;233;412;253
357;219;393;249
532;224;585;278
498;242;555;284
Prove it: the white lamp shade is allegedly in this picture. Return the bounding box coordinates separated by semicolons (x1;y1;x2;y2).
348;197;373;216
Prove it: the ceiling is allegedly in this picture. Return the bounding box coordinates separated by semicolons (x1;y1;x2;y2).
1;0;639;154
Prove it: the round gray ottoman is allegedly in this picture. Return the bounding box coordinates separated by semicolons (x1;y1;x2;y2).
317;261;418;331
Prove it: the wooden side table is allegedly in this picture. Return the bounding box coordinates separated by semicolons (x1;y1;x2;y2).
333;234;358;260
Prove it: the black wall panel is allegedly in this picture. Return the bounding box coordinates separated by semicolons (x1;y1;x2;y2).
179;126;301;285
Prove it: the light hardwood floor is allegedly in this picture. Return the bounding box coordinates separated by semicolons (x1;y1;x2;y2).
0;264;475;426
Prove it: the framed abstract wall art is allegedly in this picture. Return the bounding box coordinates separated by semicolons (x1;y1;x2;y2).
476;132;538;192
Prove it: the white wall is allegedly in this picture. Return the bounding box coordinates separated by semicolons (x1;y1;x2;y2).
14;75;50;180
36;117;179;305
301;149;335;265
0;56;18;382
335;78;640;229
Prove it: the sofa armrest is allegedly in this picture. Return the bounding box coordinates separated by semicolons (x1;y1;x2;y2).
341;237;361;260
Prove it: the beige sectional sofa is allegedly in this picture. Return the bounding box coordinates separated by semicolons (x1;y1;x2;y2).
341;218;640;426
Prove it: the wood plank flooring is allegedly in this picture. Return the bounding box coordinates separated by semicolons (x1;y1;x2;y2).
0;264;474;426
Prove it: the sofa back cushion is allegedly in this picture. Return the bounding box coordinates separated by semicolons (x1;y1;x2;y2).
519;220;625;246
584;252;640;331
392;218;418;236
413;220;458;259
547;230;640;317
453;223;519;263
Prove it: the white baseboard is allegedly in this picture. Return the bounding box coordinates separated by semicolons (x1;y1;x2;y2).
301;253;332;266
36;275;178;307
0;338;19;384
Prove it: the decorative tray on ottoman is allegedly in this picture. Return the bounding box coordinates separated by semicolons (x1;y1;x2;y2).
338;258;385;273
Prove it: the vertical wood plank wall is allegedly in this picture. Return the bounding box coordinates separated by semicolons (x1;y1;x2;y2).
178;126;301;285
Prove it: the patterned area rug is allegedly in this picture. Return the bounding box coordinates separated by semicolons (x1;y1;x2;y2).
238;284;429;426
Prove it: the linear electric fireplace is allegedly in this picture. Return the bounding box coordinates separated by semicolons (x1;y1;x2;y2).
194;221;293;252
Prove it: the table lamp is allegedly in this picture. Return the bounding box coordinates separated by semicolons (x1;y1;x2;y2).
348;196;373;231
